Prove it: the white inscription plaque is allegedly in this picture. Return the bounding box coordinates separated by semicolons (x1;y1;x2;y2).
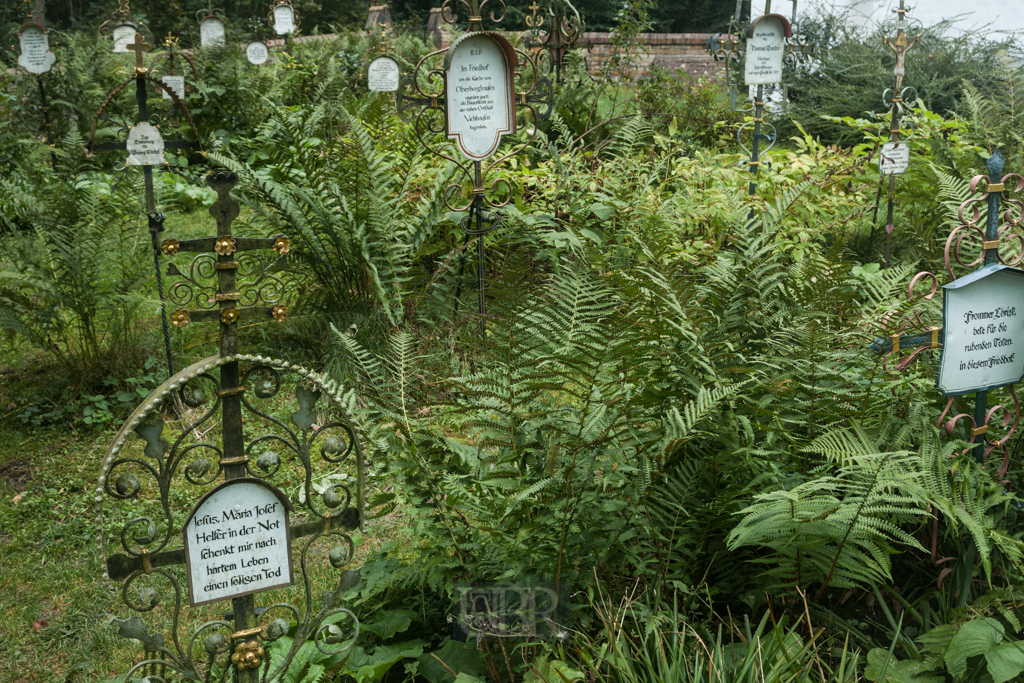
745;16;785;85
879;142;910;176
112;24;136;53
368;56;401;92
125;122;166;166
445;34;515;161
160;75;186;101
184;479;293;606
18;25;56;74
273;5;296;35
199;17;226;47
246;40;270;65
937;264;1024;396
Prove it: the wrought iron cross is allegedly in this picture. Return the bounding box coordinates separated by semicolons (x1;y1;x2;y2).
90;34;200;380
871;149;1024;470
872;0;921;267
524;0;586;83
398;0;552;337
98;173;364;682
126;32;152;73
160;174;291;332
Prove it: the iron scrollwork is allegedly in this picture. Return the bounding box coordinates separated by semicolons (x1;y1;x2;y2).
96;354;365;682
397;44;552;222
165;251;288;311
871;150;1024;474
396;0;552;331
99;0;150;39
522;0;585;82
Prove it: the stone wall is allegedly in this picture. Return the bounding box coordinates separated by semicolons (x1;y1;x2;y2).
577;32;722;79
269;12;724;82
424;18;722;80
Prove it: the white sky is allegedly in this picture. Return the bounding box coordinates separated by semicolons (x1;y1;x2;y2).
750;0;1024;38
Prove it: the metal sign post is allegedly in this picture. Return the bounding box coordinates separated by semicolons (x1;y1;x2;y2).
16;16;57;165
96;172;365;682
709;0;814;199
869;0;921;267
397;0;552;338
89;34;201;381
872;149;1024;469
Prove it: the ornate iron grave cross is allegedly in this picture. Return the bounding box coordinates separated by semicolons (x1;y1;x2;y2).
523;0;587;84
95;172;366;683
16;0;58;165
362;20;402;93
196;0;228;48
709;0;814;199
89;33;201;380
868;0;922;267
871;149;1024;472
100;0;149;53
149;34;201;124
397;0;552;337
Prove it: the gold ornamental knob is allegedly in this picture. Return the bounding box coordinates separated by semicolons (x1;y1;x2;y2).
231;640;265;670
161;239;180;256
214;236;237;256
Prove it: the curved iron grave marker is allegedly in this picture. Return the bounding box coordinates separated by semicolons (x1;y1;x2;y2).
444;32;517;161
397;0;552;336
97;173;365;682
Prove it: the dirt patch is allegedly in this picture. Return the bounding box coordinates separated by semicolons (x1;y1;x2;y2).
0;459;32;491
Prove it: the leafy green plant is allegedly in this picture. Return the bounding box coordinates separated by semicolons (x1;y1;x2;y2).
211;97;452;328
80;356;164;425
865;613;1024;683
0;132;153;384
783;11;1023;146
576;595;860;683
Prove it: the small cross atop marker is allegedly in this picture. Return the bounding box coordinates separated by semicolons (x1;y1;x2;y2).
126;32;151;74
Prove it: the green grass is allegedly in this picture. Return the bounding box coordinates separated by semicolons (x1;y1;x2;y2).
0;414;396;682
0;425;129;683
0;309;398;683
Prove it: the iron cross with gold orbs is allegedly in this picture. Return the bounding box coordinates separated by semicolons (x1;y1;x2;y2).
126;32;151;75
